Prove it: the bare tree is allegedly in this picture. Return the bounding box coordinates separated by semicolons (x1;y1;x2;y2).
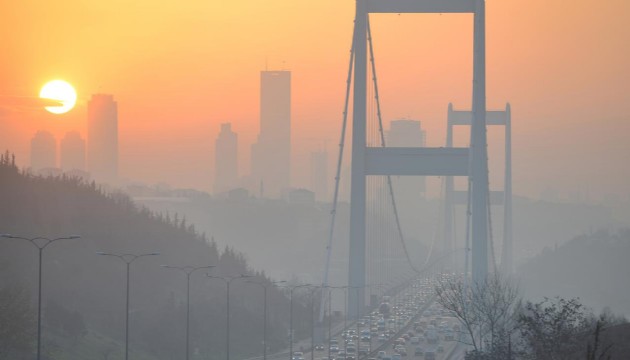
435;275;481;351
435;273;521;357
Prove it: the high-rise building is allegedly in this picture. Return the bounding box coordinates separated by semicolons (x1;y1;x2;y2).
251;70;291;198
30;131;56;170
214;123;238;194
60;131;86;171
387;119;427;195
310;150;328;201
87;94;118;183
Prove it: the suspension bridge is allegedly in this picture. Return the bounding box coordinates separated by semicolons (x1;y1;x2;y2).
319;0;514;323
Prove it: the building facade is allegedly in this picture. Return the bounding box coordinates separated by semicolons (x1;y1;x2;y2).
214;123;238;194
60;131;86;171
30;130;56;170
251;70;291;198
310;150;328;202
87;94;118;183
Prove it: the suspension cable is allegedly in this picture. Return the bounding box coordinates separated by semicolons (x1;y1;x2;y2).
318;22;356;322
367;16;424;274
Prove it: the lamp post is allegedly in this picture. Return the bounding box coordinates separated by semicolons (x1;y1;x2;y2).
161;265;215;360
286;284;312;360
246;280;286;360
207;274;253;360
307;287;320;360
97;251;159;360
324;285;348;359
1;234;80;360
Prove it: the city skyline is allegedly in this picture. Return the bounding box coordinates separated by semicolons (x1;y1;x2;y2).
0;1;628;202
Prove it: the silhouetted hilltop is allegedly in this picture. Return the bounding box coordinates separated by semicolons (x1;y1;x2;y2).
0;154;306;360
518;228;630;318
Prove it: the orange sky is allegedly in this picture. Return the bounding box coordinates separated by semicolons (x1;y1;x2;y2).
0;0;628;201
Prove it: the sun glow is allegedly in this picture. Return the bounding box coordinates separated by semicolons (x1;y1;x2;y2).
39;80;77;114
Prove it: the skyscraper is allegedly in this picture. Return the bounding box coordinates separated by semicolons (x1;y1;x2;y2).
214;123;238;194
387;119;427;195
30;131;56;170
87;94;118;183
310;150;328;201
60;131;86;171
251;70;291;198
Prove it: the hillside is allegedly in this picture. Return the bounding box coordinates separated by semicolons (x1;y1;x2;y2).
518;228;630;318
0;154;307;360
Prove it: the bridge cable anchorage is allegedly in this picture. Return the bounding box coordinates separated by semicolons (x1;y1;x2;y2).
318;18;356;323
367;16;422;275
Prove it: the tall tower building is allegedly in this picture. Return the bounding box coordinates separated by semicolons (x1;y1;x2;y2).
30;131;56;170
60;131;86;171
87;94;118;183
214;123;238;194
310;150;328;202
387;119;427;199
251;70;291;198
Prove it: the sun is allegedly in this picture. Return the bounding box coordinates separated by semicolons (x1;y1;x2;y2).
39;80;77;114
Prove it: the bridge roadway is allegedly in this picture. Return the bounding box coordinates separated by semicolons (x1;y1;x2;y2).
246;274;464;360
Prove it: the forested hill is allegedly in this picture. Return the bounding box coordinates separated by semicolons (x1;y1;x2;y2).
0;154;298;360
519;228;630;317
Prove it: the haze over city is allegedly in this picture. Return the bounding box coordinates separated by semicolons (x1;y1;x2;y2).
1;0;628;200
1;1;629;360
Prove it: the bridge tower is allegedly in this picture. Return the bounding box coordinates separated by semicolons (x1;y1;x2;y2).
444;103;513;274
348;0;490;318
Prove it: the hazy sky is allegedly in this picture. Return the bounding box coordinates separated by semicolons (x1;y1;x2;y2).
0;0;628;201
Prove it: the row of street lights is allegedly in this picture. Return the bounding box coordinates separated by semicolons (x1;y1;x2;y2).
4;232;386;360
3;232;298;360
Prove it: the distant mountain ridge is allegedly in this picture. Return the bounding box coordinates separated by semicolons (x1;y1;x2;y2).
518;228;630;318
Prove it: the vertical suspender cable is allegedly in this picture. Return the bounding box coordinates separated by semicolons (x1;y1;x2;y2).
367;16;422;274
319;23;356;322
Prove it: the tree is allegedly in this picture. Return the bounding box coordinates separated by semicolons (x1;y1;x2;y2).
435;273;521;359
517;297;591;360
0;284;35;359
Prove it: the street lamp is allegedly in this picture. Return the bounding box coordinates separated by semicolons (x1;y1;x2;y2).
1;234;80;360
285;284;312;360
246;280;286;360
161;265;215;360
207;274;253;360
97;251;160;360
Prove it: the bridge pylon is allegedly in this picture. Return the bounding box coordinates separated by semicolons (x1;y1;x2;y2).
348;0;490;319
444;103;513;275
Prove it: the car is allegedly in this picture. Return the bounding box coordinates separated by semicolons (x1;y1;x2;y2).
414;347;424;356
377;351;386;359
391;354;402;360
437;345;444;353
424;350;436;360
410;337;420;345
330;346;339;353
315;345;325;351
